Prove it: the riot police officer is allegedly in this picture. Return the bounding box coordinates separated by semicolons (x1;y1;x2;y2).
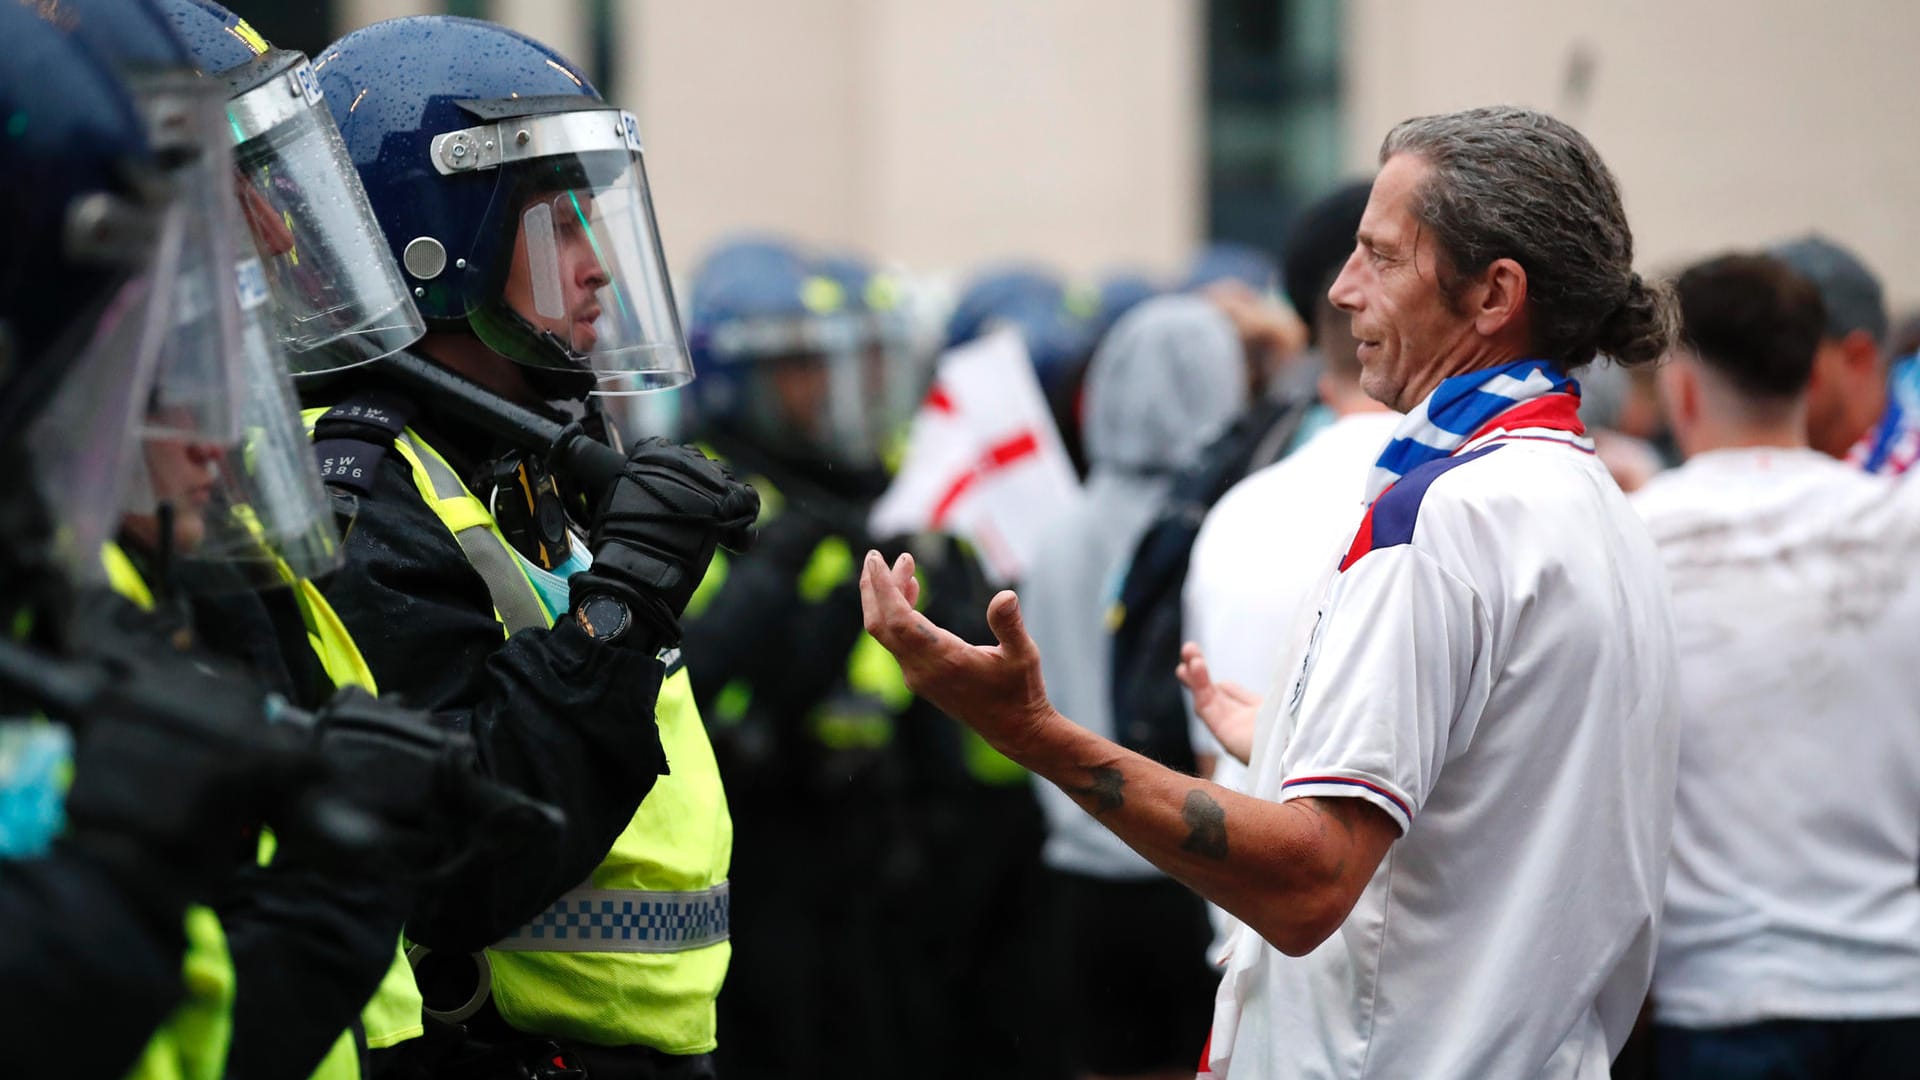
0;4;355;1074
293;13;755;1078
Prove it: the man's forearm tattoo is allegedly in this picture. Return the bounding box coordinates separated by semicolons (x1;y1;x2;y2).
1180;789;1228;860
1064;765;1126;814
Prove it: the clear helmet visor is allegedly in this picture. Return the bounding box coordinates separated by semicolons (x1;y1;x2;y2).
139;71;249;445
120;339;342;594
866;307;936;461
229;54;425;374
451;109;691;395
27;203;186;586
716;314;891;468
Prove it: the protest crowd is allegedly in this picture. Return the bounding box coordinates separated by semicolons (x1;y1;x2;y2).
1;3;1914;1079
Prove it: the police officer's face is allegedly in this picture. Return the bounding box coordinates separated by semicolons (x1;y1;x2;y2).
769;352;830;441
1328;154;1480;412
503;190;614;351
122;428;224;555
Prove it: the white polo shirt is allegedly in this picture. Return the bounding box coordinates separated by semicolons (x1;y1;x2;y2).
1632;448;1920;1028
1206;418;1680;1079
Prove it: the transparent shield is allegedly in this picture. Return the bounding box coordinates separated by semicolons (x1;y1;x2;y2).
486;150;692;394
230;75;425;374
27;207;185;586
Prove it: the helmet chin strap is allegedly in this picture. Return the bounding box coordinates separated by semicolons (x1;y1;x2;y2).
151;500;178;607
468;302;598;403
523;362;598;405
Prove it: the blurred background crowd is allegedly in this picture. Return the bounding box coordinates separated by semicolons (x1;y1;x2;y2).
208;3;1920;1078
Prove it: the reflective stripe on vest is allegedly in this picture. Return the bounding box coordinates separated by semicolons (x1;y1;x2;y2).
387;432;553;634
119;906;235;1080
492;882;730;953
101;543;155;610
282;589;422;1073
368;425;731;1054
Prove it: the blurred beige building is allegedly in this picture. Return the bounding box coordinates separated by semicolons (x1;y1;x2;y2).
1345;0;1920;311
317;0;1920;306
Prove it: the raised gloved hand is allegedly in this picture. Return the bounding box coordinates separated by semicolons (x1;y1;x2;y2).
568;439;760;647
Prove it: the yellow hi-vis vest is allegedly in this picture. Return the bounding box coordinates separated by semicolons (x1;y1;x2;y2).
356;419;731;1055
273;565;424;1080
100;543;423;1079
102;543;235;1080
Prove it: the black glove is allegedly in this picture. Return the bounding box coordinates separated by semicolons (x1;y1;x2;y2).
62;693;322;904
568;438;760;646
275;687;564;883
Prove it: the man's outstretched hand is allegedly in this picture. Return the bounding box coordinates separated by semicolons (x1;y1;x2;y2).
863;552;1394;959
858;550;1055;756
1176;641;1261;766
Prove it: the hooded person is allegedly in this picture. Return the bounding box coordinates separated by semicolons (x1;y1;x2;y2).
1018;294;1248;1080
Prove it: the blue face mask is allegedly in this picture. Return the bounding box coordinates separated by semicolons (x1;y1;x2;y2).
0;722;72;859
514;537;593;626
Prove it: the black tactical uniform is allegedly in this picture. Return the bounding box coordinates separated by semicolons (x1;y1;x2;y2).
306;369;670;951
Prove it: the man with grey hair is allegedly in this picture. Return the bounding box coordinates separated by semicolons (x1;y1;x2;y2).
859;105;1680;1078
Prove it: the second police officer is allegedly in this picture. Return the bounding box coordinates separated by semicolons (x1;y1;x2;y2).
4;4;543;1078
678;239;915;1079
305;12;756;1068
0;5;324;1072
80;2;568;1077
297;12;754;1079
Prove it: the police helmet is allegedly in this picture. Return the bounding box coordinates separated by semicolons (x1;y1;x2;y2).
814;250;931;459
63;0;347;587
1;0;203;580
944;264;1098;408
315;16;688;399
1180;242;1280;295
160;0;427;374
686;237;884;467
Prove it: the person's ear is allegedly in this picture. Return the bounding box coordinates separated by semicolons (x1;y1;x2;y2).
1657;354;1697;435
1838;329;1881;380
1471;258;1529;338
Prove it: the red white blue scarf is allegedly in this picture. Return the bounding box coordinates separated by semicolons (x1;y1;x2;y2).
1364;359;1585;505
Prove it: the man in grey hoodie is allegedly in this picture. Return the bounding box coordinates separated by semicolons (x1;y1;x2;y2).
1020;294;1249;1080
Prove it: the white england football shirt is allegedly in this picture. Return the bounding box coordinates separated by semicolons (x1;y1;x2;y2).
1185;411;1400;960
1185;411;1402;747
1206;408;1680;1079
1632;448;1920;1027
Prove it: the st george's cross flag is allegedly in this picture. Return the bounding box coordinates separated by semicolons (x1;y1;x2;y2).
868;327;1082;585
